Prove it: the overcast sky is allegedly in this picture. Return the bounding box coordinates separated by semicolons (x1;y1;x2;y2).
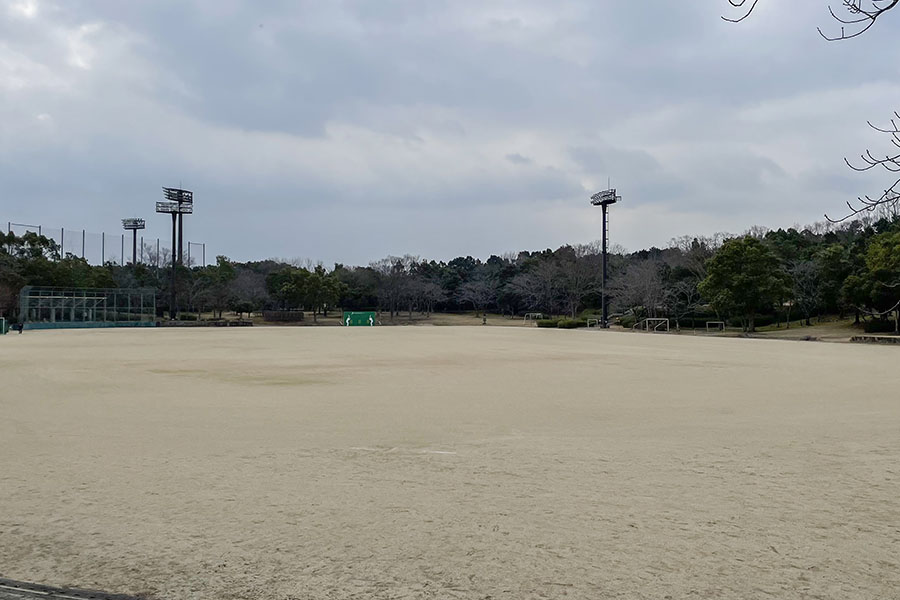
1;0;898;265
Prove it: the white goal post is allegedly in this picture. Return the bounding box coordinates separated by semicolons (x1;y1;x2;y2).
706;321;726;333
524;312;544;322
633;318;669;333
587;318;601;328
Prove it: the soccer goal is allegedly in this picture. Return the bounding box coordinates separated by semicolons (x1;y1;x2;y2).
586;318;602;328
524;312;544;322
343;311;377;326
633;318;669;333
706;321;726;333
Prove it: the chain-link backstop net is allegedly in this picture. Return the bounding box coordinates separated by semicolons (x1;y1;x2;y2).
19;286;157;330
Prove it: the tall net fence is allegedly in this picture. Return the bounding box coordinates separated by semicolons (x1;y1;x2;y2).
19;286;157;330
4;220;207;267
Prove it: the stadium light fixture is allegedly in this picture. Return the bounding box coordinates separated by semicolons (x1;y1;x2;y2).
163;188;193;204
162;187;192;265
590;188;622;328
156;188;193;320
122;218;146;267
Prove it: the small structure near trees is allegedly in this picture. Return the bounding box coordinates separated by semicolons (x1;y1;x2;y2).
18;286;156;330
632;318;670;333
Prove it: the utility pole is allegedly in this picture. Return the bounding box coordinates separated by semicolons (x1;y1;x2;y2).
590;188;621;328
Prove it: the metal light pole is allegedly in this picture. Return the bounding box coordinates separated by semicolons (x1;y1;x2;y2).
122;218;146;267
157;188;193;319
591;188;621;328
163;187;193;265
156;203;180;318
170;212;177;317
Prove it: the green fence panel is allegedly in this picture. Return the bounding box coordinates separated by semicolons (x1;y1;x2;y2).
342;311;377;326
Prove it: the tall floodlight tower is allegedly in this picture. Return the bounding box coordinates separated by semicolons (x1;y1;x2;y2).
590;188;621;328
157;190;193;319
163;187;193;265
122;218;146;267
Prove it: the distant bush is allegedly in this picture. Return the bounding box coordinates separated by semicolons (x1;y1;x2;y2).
864;319;898;334
727;312;790;328
536;319;560;328
178;313;198;321
618;315;636;329
670;311;720;329
557;319;586;329
263;310;305;322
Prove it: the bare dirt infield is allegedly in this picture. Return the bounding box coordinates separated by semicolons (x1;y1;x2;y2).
1;327;898;600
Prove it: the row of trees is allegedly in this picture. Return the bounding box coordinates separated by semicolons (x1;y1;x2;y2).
610;212;900;331
2;211;899;332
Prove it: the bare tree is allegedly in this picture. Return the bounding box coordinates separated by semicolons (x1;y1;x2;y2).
609;259;665;319
667;234;727;281
745;225;769;240
142;242;172;270
725;1;900;220
371;255;418;320
507;261;560;316
418;280;446;317
664;278;704;330
790;260;824;325
230;269;268;316
724;1;898;40
827;116;900;221
556;251;600;318
457;276;498;316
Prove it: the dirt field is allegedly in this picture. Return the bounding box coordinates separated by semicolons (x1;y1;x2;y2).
1;327;898;600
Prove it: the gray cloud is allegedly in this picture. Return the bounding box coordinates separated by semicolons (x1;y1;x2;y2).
1;0;898;264
505;153;532;165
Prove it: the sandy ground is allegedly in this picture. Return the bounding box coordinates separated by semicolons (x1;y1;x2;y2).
1;327;899;600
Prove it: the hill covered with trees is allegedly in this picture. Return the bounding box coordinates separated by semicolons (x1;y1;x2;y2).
2;210;899;333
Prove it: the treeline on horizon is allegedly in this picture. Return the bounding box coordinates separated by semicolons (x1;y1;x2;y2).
2;209;900;333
